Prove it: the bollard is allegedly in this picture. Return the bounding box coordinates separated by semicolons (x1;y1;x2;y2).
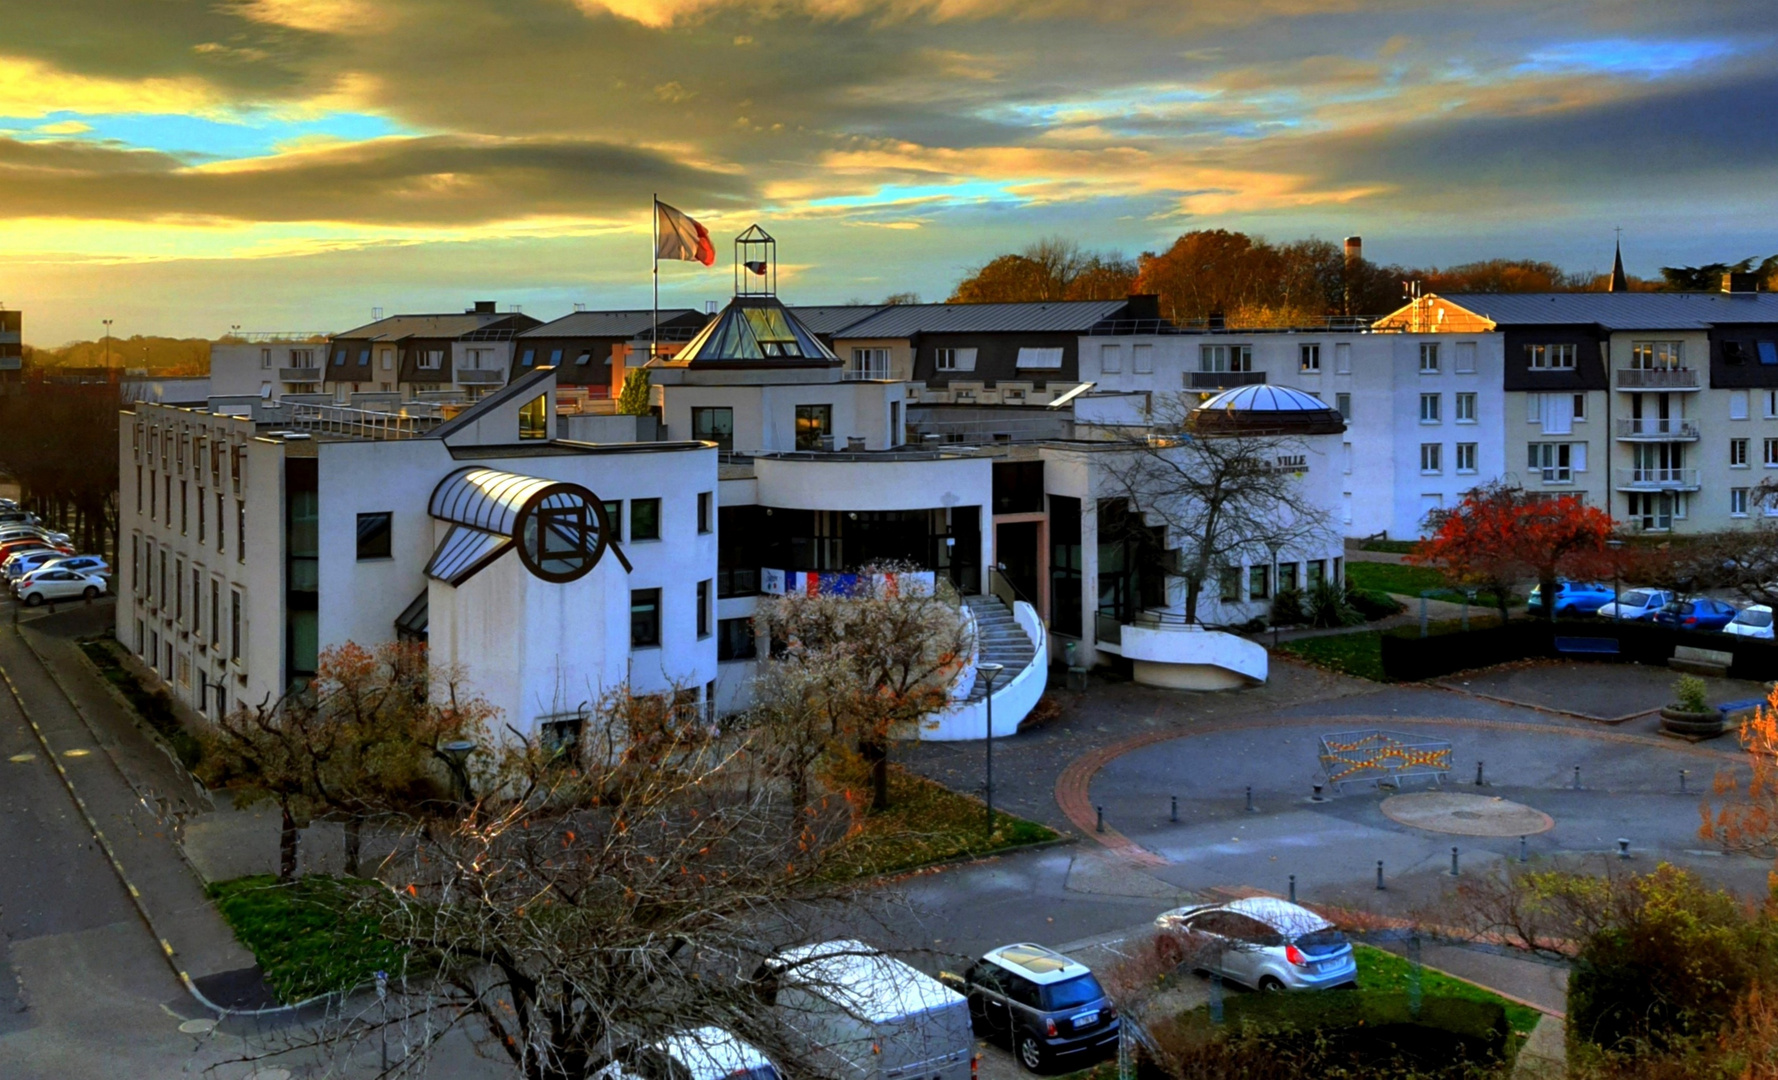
1288;874;1297;904
1617;838;1630;860
1208;972;1224;1025
1573;765;1582;790
1311;783;1324;803
1450;846;1460;876
1679;769;1688;794
1519;835;1528;863
1095;805;1104;833
1170;794;1178;823
1475;760;1485;787
1376;860;1385;890
1245;786;1257;813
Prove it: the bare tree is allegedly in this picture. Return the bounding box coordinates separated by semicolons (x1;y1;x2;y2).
1094;394;1335;625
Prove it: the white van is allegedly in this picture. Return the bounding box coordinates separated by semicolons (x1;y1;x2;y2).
764;940;973;1080
600;1027;780;1080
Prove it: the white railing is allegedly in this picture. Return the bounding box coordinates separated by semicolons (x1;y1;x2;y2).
842;361;892;381
1615;467;1700;489
287;404;442;440
1616;367;1700;389
1615;417;1698;439
916;601;1048;741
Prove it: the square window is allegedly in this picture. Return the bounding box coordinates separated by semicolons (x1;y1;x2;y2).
630;588;661;648
1299;344;1321;372
1456;443;1477;473
356;512;393;560
1420;443;1442;473
717;616;757;661
631;498;661;541
691;407;734;452
794;405;831;450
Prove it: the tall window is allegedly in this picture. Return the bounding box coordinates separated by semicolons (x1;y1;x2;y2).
237;500;246;562
230;588;242;661
691;407;734;452
1199;345;1252;373
1099;344;1121;373
1419;342;1439;372
518;394;548;440
211;580;220;647
1732;439;1749;468
1456;443;1477;473
1454;341;1477;373
1419;393;1440;423
602;500;624;541
794;405;831;451
1219;566;1241;602
630;498;661;541
630;588;661;648
1299;344;1321;372
1335;393;1351;419
357;512;393;560
1732;488;1750;517
697;579;711;638
1132;344;1153;374
697;492;712;534
180;481;188;534
1764;438;1778;468
1248;564;1270;600
217;493;226;553
1455;392;1477;423
1419;443;1442;474
191;568;202;637
197;487;206;542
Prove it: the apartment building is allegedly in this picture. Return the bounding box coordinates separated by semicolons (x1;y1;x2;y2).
323;302;541;400
1430;287;1778;533
208;333;331;400
0;309;20;383
513;308;709;393
1074;321;1507;538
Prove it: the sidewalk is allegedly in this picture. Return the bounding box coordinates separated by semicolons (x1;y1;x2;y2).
1;606;266;1009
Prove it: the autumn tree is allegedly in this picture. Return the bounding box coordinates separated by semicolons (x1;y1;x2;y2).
193;641;490;880
753;566;974;810
1660;254;1778;291
950;236;1136;303
1093;394;1335;625
1700;685;1778;895
1412;483;1617;622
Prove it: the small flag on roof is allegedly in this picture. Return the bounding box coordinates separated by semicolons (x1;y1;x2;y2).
743;260;768;276
656;200;715;267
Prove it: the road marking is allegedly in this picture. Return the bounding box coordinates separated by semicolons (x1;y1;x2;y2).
8;752;32;762
61;747;90;757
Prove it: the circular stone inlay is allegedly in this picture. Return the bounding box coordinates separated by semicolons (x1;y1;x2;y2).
1381;792;1554;837
178;1018;217;1035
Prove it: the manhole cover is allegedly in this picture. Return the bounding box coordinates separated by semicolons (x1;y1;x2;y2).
1381;792;1554;837
178;1018;216;1035
250;1070;291;1080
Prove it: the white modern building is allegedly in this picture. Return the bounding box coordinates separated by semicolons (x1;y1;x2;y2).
209;334;332;401
1074;322;1507;539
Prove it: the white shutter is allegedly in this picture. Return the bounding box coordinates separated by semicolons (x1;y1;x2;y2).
1335;342;1352;373
1016;347;1064;370
1133;344;1153;374
952;348;977;372
1732;390;1750;420
1455;341;1477;373
1541;393;1573;435
1571;443;1587;472
1099;344;1121;373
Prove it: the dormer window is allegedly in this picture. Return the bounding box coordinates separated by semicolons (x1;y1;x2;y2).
519;394;547;440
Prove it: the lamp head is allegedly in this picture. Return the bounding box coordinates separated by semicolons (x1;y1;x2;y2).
978;662;1006;686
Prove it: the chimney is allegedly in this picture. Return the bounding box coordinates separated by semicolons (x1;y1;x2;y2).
1343;237;1363;317
1344;236;1363;265
1207;310;1226;331
1723;272;1762;295
472;300;497;314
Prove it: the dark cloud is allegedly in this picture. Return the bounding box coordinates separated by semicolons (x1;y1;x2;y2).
0;134;753;224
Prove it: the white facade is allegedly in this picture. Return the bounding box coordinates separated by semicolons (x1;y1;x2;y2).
209;337;328;401
1076;330;1506;538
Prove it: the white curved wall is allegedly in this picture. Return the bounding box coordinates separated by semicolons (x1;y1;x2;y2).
754;455;990;513
915;600;1048;740
1119;624;1267;689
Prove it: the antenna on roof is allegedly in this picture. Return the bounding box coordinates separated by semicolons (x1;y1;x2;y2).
372;306;384;320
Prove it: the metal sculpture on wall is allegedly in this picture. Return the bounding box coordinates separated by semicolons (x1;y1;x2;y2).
426;466;631;586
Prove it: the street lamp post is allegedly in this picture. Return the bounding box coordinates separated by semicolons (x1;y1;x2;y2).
978;662;1005;838
440;739;477;804
101;319;113;368
1606;538;1625;622
1265;541;1283;647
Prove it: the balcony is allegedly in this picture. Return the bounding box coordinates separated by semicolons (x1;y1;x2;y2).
454;369;505;386
1187;370;1267;391
1615;467;1701;492
1614;417;1699;441
279;366;322;383
842;360;892;381
1616;367;1700;390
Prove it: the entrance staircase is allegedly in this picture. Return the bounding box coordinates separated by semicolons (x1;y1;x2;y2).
912;593;1048;740
962;595;1037;702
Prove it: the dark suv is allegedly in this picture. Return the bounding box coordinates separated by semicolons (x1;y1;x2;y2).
947;943;1118;1073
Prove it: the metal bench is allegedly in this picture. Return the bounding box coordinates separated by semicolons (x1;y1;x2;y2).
1554;636;1620;656
1670;645;1733;677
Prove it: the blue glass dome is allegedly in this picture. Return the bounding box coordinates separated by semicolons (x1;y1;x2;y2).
1188;383;1346;435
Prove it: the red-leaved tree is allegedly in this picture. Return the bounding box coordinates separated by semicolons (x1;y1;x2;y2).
1412;482;1618;622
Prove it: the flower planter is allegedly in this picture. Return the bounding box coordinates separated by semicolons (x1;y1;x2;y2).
1659;706;1723;738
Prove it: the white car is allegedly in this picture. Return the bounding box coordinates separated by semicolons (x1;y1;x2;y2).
1155;897;1357;991
602;1028;780;1080
14;568;107;606
1594;588;1674;621
1724;605;1774;640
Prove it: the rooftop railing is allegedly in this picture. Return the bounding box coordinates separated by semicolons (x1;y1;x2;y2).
287;403;443;440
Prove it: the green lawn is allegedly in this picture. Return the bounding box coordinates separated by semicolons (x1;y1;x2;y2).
1345;563;1518;608
1354;943;1543;1038
208;875;408;1003
1278;629;1387;682
1359;539;1421;555
823;766;1058;880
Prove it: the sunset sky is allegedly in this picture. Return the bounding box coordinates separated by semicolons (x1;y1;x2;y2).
2;0;1774;343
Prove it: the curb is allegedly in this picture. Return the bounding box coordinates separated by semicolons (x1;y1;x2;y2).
1055;712;1750;865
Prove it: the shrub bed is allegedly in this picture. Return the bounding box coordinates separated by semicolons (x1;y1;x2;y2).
79;636;202;768
1379;618;1778;682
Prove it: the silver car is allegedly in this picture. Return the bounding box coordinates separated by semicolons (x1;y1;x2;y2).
1154;897;1357;991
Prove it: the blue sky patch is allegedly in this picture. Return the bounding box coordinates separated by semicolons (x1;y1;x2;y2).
3;109;407;161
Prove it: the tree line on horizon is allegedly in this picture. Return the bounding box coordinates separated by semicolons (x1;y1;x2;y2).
945;231;1778;326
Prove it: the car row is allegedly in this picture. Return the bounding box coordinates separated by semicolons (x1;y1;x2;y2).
1528;580;1775;639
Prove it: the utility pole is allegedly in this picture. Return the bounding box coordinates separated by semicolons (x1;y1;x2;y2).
102;319;113;368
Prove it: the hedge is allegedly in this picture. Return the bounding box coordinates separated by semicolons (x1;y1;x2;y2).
1379;618;1778;682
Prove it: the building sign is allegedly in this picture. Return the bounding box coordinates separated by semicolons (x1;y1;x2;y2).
1272;453;1308;474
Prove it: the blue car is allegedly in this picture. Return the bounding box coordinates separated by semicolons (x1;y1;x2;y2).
1653;598;1739;632
1526;581;1617;617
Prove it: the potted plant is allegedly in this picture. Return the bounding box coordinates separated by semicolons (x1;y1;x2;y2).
1660;675;1722;737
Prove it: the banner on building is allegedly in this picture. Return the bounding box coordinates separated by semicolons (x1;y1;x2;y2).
759;569;936;598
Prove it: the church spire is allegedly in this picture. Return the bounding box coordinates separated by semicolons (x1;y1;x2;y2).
1609;230;1628;292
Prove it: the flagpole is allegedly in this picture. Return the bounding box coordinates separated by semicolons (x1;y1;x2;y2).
651;194;659;365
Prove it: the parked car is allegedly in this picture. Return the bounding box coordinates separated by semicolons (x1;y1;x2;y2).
1723;605;1774;640
0;539;71;564
1525;580;1617;617
602;1028;781;1080
1154;897;1357;992
761;940;972;1080
4;550;70;580
945;943;1120;1072
1654;597;1740;631
14;568;106;606
0;527;67;548
1594;588;1674;621
36;555;109;579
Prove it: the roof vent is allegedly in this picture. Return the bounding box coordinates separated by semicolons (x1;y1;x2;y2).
472;300;497;314
1723;273;1762;294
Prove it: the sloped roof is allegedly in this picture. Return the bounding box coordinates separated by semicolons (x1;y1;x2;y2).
832;299;1130;338
427;365;556;441
786;305;890;335
1445;291;1778;329
333;313;509;340
520;309;702;338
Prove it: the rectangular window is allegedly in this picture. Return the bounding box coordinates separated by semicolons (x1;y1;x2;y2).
1455;341;1478;373
1732;390;1751;420
1099;343;1121;374
1764;438;1778;467
230;588;242;661
631;498;660;541
1248;564;1270;600
210;579;220;647
216;493;226;553
1573;393;1587;421
697;579;711;637
794;405;831;451
1632;341;1683;369
690;407;734;452
1419;342;1439;372
1199;345;1252;372
1219;566;1241;602
1732;487;1750;517
356;512;393;560
1299;344;1321;372
1526;343;1577;370
1334;342;1352;374
236;500;246;562
165;475;172;525
518;394;548;440
149;469;157;519
197;487;205;542
1528;442;1574;483
1335;392;1351;420
1732;439;1749;468
1456;443;1477;473
697;492;712;534
180;481;188;534
135;466;142;513
1419;393;1441;423
630;588;661;648
1132;343;1153;374
1454;392;1477;423
933;347;977;372
602;500;623;541
1420;443;1442;474
159;550;167;608
1766;391;1778;420
1279;562;1299;592
717;617;757;661
131;536;141;597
